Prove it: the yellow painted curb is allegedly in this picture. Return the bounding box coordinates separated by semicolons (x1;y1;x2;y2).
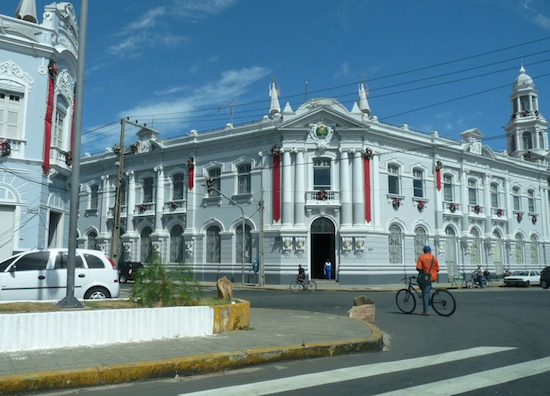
0;321;382;395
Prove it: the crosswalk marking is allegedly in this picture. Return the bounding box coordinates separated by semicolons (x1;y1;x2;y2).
374;356;550;395
178;346;515;396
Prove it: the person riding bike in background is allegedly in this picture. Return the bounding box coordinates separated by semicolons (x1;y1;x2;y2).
297;264;306;288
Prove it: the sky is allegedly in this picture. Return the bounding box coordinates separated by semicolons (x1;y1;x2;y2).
6;0;550;155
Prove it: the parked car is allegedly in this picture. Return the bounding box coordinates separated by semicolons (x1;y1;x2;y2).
118;261;144;283
0;249;119;301
504;270;541;287
540;267;550;289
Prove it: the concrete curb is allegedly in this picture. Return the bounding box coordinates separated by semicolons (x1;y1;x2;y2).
0;322;383;395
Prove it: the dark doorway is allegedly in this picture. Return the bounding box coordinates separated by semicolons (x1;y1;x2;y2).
48;211;62;248
310;218;335;279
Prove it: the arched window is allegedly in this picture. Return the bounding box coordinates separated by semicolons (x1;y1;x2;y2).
206;225;221;263
413;169;424;198
388;224;403;264
522;131;533;150
140;227;153;263
172;173;184;201
512;187;521;211
413;226;427;259
90;185;99;210
443;174;453;202
530;235;539;266
170;225;184;263
388;165;400;195
515;234;525;265
470;229;481;266
236;224;252;264
53;96;68;149
87;231;97;250
445;227;458;276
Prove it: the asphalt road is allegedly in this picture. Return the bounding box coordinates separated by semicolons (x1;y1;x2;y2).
38;286;550;396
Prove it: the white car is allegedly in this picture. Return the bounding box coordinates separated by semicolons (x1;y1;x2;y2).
0;249;120;301
504;270;541;287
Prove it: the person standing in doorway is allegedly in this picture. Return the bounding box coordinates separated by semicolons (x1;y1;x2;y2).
324;259;332;280
416;246;439;316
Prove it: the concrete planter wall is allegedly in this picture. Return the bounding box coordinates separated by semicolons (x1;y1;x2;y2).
0;300;250;353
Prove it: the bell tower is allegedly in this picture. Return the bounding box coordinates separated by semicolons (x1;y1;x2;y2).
504;65;548;161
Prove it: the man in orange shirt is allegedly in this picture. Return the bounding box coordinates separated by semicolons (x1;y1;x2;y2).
416;245;440;316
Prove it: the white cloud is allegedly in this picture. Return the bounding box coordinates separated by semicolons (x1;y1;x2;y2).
172;0;239;20
115;66;270;133
535;13;550;30
335;62;350;78
154;85;189;96
123;7;166;33
435;111;452;119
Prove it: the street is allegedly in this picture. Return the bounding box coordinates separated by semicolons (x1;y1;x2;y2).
38;286;549;395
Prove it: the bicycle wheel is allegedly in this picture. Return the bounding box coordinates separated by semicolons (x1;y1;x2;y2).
306;281;317;292
395;289;416;314
289;281;301;292
431;290;456;316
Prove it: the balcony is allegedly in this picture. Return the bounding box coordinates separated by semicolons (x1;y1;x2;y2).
305;190;340;208
107;205;127;219
135;202;155;216
163;199;186;214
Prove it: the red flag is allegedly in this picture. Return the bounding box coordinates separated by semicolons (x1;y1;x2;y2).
43;75;55;173
272;155;281;222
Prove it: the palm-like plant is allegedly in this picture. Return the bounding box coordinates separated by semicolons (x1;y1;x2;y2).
130;256;202;307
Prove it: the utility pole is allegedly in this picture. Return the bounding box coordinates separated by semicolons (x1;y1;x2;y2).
207;179;246;285
111;118;146;266
259;190;265;286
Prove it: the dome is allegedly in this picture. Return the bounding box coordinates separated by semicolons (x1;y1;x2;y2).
514;65;534;88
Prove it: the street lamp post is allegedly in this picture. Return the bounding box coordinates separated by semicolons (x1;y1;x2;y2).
208;183;246;285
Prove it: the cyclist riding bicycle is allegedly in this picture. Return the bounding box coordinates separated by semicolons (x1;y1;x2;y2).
297;264;306;288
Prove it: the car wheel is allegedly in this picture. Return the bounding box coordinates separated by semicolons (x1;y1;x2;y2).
541;280;548;289
525;281;530;288
84;287;111;300
119;273;127;283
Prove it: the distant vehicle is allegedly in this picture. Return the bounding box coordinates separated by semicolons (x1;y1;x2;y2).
504;270;541;287
540;267;550;289
0;249;119;301
118;261;144;283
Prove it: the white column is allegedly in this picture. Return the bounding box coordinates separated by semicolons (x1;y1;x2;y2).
99;175;109;235
127;170;135;234
294;149;305;226
504;177;513;223
352;150;364;226
540;185;549;239
154;165;164;232
483;174;492;235
339;149;352;227
460;169;469;235
372;154;381;227
282;149;293;226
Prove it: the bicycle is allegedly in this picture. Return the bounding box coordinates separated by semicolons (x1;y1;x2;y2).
289;278;317;292
395;276;456;316
465;270;487;289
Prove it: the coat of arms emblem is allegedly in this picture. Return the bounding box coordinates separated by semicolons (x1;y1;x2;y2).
316;124;329;138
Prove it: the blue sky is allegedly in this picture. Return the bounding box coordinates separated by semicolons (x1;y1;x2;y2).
8;0;550;154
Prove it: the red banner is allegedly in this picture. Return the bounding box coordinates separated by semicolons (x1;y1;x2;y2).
43;76;55;174
188;167;194;190
364;157;371;223
273;155;281;222
436;168;442;191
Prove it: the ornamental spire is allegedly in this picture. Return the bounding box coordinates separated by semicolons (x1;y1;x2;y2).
16;0;37;23
269;77;281;115
358;78;371;114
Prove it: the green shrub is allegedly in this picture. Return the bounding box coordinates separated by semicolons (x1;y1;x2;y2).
130;257;202;307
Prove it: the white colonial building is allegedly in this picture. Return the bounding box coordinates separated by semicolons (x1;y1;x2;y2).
77;67;550;285
0;1;79;257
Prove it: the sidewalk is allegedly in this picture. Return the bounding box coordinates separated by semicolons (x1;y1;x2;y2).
0;308;382;395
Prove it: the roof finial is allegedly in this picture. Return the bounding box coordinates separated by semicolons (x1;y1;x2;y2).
358;76;371;115
16;0;37;23
269;76;281;115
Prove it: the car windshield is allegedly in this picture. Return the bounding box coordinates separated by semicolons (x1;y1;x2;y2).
512;271;528;276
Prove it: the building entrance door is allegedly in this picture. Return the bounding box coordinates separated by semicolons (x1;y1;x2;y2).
310;217;335;280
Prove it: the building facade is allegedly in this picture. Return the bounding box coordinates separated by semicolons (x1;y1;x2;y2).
78;67;550;285
0;1;78;257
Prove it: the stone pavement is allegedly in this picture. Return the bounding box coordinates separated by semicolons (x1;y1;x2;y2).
0;279;502;394
0;308;382;395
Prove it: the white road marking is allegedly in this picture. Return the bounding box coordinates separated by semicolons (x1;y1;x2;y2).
177;346;515;396
374;356;550;395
